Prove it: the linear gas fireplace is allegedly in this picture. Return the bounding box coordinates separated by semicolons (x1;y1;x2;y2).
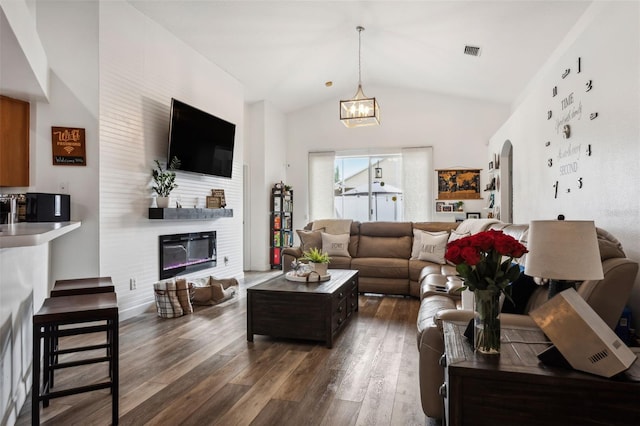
159;231;216;279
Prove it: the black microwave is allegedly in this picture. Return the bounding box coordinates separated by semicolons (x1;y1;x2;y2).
24;192;70;222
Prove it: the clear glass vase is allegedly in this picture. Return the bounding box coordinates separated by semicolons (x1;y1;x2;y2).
473;289;501;354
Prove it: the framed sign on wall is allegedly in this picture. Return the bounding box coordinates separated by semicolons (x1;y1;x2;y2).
436;169;481;200
52;127;86;166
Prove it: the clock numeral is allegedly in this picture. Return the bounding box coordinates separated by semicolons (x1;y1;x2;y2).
562;125;571;139
566;188;571;193
545;141;551;147
547;158;553;167
586;80;593;92
577;57;581;73
552;86;558;97
578;177;583;189
562;68;571;79
586;144;592;156
553;181;558;199
547;110;553;120
590;112;598;120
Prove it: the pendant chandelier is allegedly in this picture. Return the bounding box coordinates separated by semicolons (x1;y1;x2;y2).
340;26;380;128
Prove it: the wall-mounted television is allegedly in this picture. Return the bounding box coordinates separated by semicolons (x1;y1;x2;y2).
168;98;236;178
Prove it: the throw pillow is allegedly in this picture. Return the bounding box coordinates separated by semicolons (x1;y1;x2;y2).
321;232;351;257
312;219;352;235
297;229;324;253
501;266;538;314
411;229;448;260
416;231;449;264
175;278;193;314
448;229;471;243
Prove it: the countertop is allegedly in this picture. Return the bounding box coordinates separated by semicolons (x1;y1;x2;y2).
0;221;81;248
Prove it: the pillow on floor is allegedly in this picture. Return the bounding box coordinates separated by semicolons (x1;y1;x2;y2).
191;276;239;305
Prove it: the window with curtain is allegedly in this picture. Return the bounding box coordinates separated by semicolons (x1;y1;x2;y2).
309;147;433;222
308;151;336;221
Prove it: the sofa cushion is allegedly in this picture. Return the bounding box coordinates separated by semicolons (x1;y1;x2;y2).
413;222;460;233
321;232;351;257
351;257;408;279
297;229;324;253
328;256;352;270
416;294;457;340
357;235;412;258
359;221;413;237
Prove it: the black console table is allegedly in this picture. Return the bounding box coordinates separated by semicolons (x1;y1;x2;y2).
148;208;233;220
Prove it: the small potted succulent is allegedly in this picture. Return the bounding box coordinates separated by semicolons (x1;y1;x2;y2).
300;247;331;276
152;156;181;208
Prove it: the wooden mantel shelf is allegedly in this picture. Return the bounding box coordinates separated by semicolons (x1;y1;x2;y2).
148;208;233;220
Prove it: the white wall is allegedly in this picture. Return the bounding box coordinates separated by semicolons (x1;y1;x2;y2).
98;1;245;318
286;86;511;231
244;101;287;271
488;2;640;326
35;0;100;282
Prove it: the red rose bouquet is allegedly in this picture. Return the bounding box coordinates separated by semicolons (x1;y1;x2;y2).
445;230;528;354
445;229;528;297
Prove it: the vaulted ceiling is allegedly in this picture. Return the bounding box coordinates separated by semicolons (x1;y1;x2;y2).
129;1;591;112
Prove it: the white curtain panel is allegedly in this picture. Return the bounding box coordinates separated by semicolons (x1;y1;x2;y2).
308;151;336;221
402;146;433;222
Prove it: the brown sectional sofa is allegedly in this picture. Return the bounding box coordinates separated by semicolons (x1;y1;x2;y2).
283;219;639;422
282;220;460;297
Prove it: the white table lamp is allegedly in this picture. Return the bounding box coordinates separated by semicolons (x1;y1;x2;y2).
525;220;603;298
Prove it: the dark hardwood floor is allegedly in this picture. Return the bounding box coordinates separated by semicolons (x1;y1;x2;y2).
18;271;430;425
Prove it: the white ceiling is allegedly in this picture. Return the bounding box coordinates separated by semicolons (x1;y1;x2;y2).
129;1;592;112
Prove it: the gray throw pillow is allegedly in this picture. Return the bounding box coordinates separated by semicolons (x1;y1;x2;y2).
321;232;351;257
297;229;324;253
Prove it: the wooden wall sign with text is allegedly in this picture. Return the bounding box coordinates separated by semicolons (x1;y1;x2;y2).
52;126;86;166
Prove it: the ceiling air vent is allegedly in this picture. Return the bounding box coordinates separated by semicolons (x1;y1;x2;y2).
464;45;481;57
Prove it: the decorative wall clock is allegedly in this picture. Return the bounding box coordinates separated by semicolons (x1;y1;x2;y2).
545;57;597;199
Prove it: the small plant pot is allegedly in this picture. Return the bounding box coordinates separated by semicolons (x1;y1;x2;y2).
156;196;171;208
309;262;328;276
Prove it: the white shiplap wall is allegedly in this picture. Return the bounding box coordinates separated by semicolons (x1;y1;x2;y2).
98;1;244;318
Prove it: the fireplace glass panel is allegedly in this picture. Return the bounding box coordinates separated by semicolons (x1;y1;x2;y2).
159;231;216;279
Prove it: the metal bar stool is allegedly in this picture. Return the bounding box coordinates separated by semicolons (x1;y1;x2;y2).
48;277;115;388
32;292;119;425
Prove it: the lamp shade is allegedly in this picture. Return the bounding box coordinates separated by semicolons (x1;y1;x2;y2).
524;220;604;281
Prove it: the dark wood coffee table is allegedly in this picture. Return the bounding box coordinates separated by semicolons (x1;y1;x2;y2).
442;321;640;425
247;269;358;348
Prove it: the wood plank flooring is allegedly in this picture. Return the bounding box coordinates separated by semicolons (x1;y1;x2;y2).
17;272;433;426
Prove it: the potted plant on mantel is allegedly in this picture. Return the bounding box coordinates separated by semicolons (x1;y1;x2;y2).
300;247;331;276
152;157;180;208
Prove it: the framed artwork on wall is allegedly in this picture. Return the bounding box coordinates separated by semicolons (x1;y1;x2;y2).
466;212;481;219
436;201;445;212
436;169;481;200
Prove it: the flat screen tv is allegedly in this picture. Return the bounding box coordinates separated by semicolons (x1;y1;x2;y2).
168;98;236;178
